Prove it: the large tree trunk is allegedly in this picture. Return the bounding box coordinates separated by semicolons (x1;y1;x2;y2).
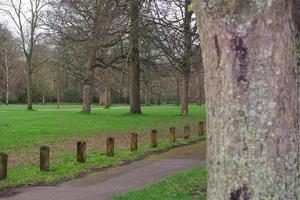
129;0;142;114
82;46;96;113
193;0;299;199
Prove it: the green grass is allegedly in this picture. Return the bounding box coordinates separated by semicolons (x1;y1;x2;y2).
0;104;205;152
113;165;207;200
0;104;206;189
0;136;206;189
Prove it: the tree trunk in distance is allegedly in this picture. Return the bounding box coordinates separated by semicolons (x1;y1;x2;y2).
82;84;92;113
193;0;299;199
27;70;33;110
176;75;180;106
82;45;96;113
5;49;8;105
57;87;61;109
180;73;190;116
180;0;192;116
129;0;142;114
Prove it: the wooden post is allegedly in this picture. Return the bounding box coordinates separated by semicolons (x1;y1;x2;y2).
151;130;158;148
198;122;205;136
198;121;205;136
184;125;190;139
0;153;8;180
107;137;114;157
77;141;86;163
169;127;176;142
131;133;138;151
40;145;50;171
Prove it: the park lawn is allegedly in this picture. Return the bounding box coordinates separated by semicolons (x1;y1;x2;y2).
0;136;206;189
113;165;207;200
0;104;206;189
0;104;205;152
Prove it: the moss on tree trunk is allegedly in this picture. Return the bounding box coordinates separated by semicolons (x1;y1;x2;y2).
193;0;300;199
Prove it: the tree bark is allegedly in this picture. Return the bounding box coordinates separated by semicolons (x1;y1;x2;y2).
4;49;8;105
101;86;111;107
157;91;161;105
193;0;299;199
180;0;192;116
181;72;190;115
82;84;92;113
57;86;61;109
99;87;103;106
199;70;206;105
129;0;142;114
82;46;96;113
175;74;180;105
145;89;151;105
27;70;33;110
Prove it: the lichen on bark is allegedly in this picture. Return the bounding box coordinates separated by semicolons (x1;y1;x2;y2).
193;0;300;199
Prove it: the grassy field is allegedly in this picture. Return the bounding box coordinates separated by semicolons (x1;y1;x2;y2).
113;165;207;200
0;104;206;189
0;104;205;152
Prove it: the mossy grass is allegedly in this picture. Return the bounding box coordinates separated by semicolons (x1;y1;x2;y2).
113;165;207;200
0;135;205;189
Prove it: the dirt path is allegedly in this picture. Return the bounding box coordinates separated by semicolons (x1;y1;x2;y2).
0;141;206;200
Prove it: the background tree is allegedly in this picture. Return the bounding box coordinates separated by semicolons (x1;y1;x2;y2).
128;0;142;114
1;0;48;110
47;0;126;113
0;24;25;105
143;0;201;115
0;0;205;111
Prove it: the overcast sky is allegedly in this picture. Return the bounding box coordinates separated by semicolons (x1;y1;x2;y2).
0;0;31;34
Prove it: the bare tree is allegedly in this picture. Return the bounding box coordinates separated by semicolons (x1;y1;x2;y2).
143;0;200;115
47;0;127;113
193;0;299;199
1;0;47;110
0;24;21;105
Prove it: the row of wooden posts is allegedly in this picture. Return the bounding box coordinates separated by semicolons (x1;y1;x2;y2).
0;121;205;181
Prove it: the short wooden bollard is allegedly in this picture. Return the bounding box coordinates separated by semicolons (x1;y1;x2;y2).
40;145;50;171
151;130;158;148
77;141;86;163
131;133;138;151
198;121;205;136
0;153;8;180
107;137;114;157
169;127;176;142
184;125;191;139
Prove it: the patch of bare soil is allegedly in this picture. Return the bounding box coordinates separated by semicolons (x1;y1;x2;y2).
7;122;200;167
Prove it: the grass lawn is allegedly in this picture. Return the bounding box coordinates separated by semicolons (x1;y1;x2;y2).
0;104;205;152
113;165;207;200
0;104;206;189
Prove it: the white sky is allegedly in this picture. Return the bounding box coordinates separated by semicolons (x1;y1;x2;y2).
0;0;32;35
